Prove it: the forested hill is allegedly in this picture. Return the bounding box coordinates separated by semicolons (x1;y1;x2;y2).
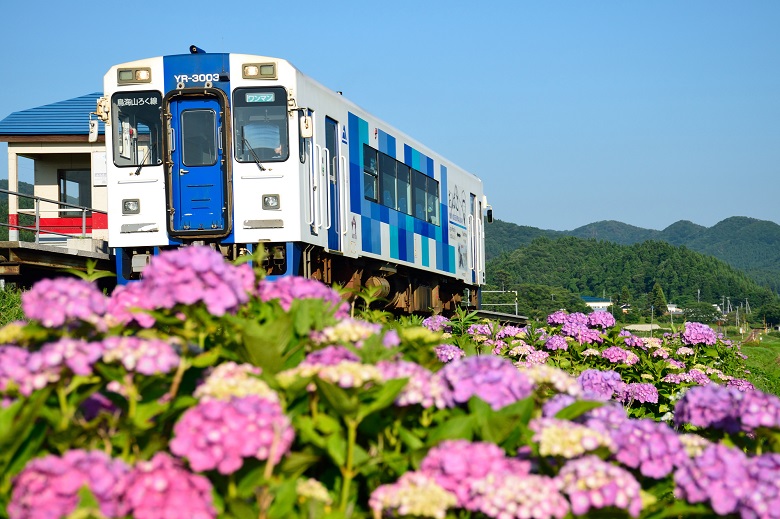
485;217;780;293
487;236;778;308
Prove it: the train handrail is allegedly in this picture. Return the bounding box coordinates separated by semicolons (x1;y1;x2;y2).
340;155;348;238
1;188;107;243
305;140;315;226
324;147;332;230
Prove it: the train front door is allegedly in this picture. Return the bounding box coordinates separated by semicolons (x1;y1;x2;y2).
325;117;341;251
166;94;230;237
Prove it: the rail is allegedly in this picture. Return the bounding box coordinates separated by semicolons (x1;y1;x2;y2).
0;188;107;243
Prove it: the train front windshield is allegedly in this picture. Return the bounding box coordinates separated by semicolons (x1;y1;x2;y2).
233;87;289;162
110;92;164;168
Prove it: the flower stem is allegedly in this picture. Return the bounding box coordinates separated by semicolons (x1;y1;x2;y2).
339;417;358;512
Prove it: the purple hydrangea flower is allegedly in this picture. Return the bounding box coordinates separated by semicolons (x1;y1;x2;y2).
470;472;570;519
739;389;780;430
123;452;216;519
682;322;717;346
496;325;526;339
620;332;646;349
422;315;452;333
434;344;465;363
601;346;637;365
300;345;360;366
743;453;780;519
22;277;108;328
170;395;294;474
441;355;534;410
727;378;756;392
420;440;530;511
611;419;687;478
544;335;569;351
9;450;129;519
79;392;119;421
105;282;156;328
547;310;568;326
577;369;625;400
674;384;742;433
556;456;643;517
587;311;615;329
674;443;754;516
618;383;659;404
257;275;349;318
107;247;254;322
101;336;180;375
377;360;453;409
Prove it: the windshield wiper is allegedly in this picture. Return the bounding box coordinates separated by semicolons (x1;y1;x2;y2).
134;143;155;175
242;138;266;171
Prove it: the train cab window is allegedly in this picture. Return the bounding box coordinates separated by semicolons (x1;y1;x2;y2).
110;91;163;168
181;109;217;167
233;87;289;163
363;145;378;202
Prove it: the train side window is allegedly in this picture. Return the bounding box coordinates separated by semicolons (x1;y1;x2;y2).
379;153;397;209
363;144;378;202
412;170;427;220
426;176;440;225
396;164;411;214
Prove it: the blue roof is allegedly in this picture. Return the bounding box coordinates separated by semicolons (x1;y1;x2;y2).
0;93;104;136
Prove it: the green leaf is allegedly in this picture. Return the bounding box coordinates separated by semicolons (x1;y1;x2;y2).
397;425;425;450
357;378;408;421
427;415;473;444
132;399;169;430
227;314;294;374
314;413;342;435
76;485;100;510
226;498;258;519
190;347;222;368
267;477;299;519
278;450;322;476
236;465;266;498
315;379;359;417
554;400;604;421
326;430;347;466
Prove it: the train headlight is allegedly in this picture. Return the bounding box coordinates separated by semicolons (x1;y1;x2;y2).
122;199;140;214
242;63;277;80
262;194;280;210
117;67;152;84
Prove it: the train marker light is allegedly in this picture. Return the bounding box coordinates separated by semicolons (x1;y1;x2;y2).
242;63;277;80
117;68;152;84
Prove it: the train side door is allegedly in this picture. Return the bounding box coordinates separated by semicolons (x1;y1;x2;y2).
325;117;341;251
166;95;229;236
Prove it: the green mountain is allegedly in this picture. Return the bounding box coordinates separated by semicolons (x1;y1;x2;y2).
487;236;778;314
486;217;780;293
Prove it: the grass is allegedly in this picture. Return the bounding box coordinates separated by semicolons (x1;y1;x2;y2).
741;333;780;395
0;287;25;327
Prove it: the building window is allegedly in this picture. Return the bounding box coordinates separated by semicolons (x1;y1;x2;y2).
58;170;92;217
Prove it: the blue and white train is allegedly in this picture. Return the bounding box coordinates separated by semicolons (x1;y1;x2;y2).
95;46;491;313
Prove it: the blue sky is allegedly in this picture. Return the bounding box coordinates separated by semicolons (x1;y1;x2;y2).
1;0;778;231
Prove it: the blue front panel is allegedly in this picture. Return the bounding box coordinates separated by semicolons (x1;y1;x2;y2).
163;54;230;93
